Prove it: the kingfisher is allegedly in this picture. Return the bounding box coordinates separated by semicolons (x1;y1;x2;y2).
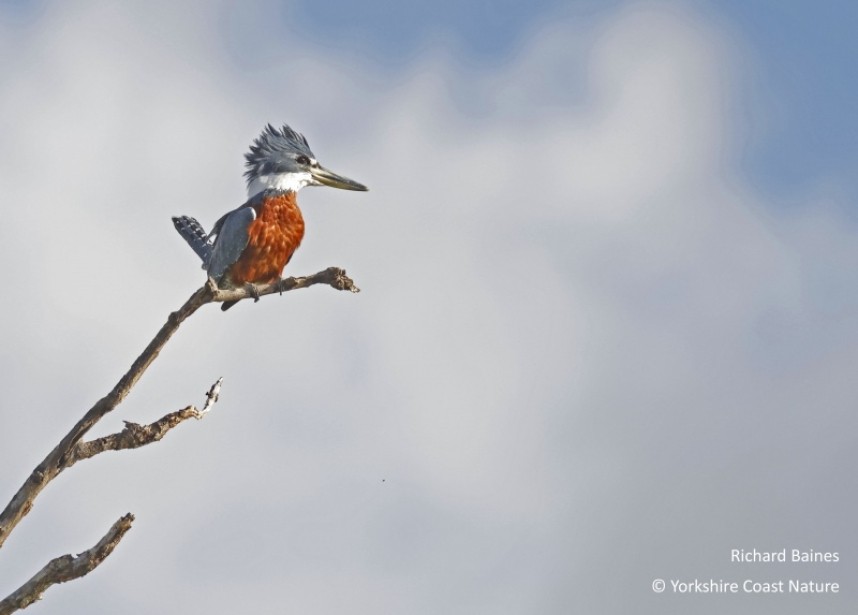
173;123;368;310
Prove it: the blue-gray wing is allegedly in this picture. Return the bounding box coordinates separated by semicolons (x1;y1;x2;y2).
207;205;256;280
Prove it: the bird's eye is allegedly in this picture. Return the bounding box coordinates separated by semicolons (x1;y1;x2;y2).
296;155;310;165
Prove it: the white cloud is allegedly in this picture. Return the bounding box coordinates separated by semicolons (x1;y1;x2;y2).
0;2;855;614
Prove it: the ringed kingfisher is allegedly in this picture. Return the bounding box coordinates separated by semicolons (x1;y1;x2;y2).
172;123;368;310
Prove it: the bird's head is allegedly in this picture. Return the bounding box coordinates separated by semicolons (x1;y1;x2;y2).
244;123;368;197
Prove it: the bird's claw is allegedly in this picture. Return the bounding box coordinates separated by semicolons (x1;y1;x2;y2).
246;283;261;302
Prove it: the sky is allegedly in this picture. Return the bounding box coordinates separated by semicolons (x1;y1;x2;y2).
0;1;856;614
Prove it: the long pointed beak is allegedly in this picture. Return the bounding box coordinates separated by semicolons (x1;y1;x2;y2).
311;164;368;191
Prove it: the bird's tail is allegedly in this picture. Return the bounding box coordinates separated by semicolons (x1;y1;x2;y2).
172;216;212;264
173;215;241;311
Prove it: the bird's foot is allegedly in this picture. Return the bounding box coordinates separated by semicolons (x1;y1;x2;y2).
245;283;261;302
205;276;220;293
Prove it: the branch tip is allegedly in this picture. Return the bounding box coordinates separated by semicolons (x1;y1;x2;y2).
0;513;135;615
195;377;224;419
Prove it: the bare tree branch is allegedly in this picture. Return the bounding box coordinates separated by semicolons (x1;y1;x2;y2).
66;378;223;468
212;266;361;304
0;514;134;615
0;267;357;550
